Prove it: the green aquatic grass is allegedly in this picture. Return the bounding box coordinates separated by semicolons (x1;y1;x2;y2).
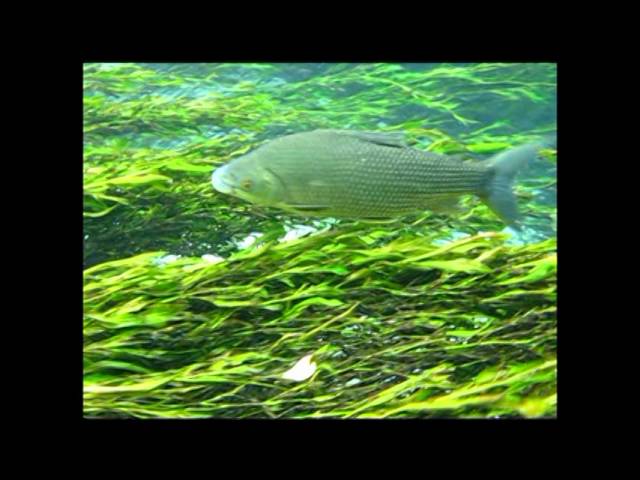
84;230;556;418
83;63;556;418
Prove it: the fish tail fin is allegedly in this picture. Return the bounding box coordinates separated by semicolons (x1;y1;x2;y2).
479;142;542;228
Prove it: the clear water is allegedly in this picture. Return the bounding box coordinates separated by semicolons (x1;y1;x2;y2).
84;62;556;267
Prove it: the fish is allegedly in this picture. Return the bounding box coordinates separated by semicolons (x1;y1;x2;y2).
211;129;544;227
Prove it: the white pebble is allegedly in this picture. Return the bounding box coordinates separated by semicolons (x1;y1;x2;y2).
201;254;224;264
281;354;317;382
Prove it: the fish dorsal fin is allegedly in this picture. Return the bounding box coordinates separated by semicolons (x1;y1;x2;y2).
316;129;408;148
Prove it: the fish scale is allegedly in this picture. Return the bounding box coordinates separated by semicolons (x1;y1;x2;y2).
287;135;485;216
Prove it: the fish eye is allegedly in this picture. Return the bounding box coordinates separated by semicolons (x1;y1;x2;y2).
241;179;253;190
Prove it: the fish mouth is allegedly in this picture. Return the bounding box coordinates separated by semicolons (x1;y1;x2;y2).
211;165;235;194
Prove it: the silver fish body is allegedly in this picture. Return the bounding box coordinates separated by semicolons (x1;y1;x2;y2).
211;129;540;226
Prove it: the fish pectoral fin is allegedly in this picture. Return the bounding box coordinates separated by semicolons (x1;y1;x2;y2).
320;129;408;148
287;204;332;213
357;217;399;224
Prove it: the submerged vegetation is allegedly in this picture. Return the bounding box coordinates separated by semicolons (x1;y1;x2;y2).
83;63;557;418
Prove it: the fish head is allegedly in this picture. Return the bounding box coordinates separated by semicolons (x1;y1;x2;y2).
211;154;287;207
